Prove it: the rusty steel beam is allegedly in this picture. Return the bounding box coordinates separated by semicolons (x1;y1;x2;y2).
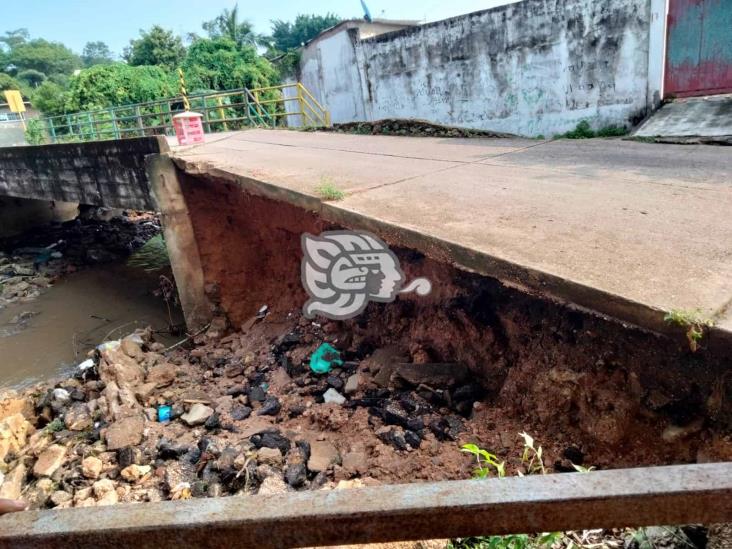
0;463;730;549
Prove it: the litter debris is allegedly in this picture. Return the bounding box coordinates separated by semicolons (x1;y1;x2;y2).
157;405;172;423
309;343;343;374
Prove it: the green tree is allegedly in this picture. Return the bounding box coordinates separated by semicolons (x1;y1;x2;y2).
17;68;46;87
7;39;80;77
0;29;29;52
64;63;175;111
82;41;114;66
182;37;276;92
270;14;341;51
30;80;66;114
124;26;185;68
0;73;22;92
202;4;265;47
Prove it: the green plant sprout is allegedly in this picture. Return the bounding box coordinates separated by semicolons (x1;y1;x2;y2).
456;434;595;548
460;443;506;478
664;309;714;352
518;432;546;475
315;177;346;201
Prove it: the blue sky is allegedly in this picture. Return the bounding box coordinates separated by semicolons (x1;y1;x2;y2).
3;0;512;57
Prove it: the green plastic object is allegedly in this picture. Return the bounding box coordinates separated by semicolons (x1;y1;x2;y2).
309;343;343;374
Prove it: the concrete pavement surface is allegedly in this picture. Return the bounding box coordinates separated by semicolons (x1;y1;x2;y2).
170;129;732;336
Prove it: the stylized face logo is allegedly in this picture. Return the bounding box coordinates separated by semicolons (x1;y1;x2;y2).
301;231;431;320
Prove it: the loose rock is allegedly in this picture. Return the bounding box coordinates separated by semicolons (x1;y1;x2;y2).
33;444;67;477
81;456;103;479
323;389;346;405
105;416;144;451
181;403;214;426
307;441;339;473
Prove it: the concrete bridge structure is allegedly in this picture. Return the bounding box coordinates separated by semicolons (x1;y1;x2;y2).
0;131;731;341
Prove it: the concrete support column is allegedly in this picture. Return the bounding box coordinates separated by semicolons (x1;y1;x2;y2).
146;154;212;331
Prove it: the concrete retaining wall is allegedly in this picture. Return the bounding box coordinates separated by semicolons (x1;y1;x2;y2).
303;0;659;136
0;137;167;211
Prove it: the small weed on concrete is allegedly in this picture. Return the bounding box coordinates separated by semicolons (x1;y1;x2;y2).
315;178;346;201
664;309;714;352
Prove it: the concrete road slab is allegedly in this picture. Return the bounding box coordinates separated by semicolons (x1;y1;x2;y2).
177;129;537;163
336;162;732;318
171;129;732;335
173;137;465;196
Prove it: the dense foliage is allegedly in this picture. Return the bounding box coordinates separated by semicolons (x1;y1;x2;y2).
64;64;175;112
183;38;276;92
82;41;114;67
123;26;185;68
270;14;341;51
268;14;341;76
1;7;343;117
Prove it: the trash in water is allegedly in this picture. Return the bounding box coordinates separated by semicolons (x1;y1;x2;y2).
158;405;173;423
309;343;343;374
77;359;95;371
96;340;121;352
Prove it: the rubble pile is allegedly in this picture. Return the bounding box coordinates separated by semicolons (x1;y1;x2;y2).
314;119;512;138
0;308;547;510
0;212;160;308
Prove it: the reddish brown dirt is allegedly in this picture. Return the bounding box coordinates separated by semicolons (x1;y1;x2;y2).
179;174;732;469
178;171;328;325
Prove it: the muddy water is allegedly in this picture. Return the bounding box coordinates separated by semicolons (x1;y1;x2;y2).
0;265;183;389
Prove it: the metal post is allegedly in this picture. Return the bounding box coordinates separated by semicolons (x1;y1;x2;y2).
297;83;305;128
135;106;144;136
47;118;56;143
216;96;228;131
88;112;97;141
109;108;120;139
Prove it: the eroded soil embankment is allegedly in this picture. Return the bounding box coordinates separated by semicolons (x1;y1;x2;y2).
180;172;732;468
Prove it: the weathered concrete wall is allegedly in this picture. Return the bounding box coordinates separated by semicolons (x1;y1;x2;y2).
304;0;655;136
0;121;26;147
301;28;370;123
300;21;417;124
0;137;167;211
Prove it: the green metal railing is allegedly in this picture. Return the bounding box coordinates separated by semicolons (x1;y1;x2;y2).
35;82;330;144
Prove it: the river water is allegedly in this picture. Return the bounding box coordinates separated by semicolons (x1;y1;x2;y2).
0;264;183;389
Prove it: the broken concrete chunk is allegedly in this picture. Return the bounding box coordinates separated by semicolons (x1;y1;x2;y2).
81;456;103;479
120;464;152;482
0;412;32;461
33;444;67;477
0;463;26;500
344;374;361;394
307;441;339;473
257;447;284;467
146;363;176;388
323;388;346;405
181;403;214;426
105;416;144;451
64;402;92;431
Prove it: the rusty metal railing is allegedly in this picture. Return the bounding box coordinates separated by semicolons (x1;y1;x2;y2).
0;463;730;548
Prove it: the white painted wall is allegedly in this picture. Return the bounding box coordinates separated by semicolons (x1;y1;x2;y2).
301;29;366;123
301;0;662;137
647;0;668;106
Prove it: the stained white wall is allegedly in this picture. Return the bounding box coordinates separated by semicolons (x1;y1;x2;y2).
357;0;653;136
300;28;367;123
301;0;661;137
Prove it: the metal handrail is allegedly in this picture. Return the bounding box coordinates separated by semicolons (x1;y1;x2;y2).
33;82;330;144
0;463;729;548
